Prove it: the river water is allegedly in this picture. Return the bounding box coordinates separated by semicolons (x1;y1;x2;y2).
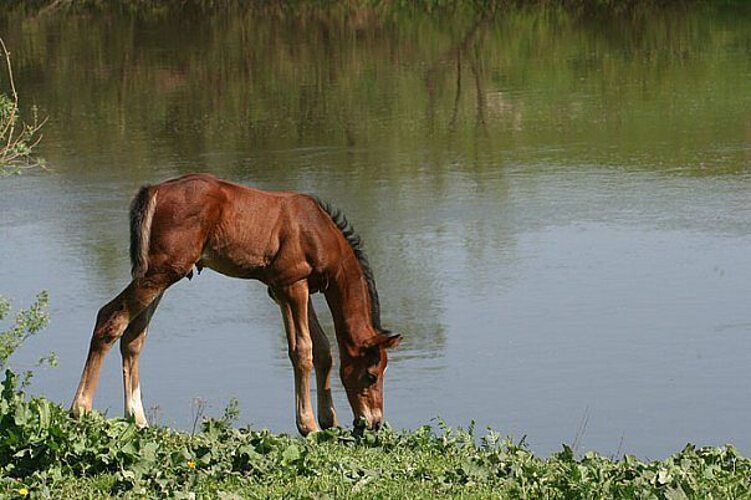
1;4;750;458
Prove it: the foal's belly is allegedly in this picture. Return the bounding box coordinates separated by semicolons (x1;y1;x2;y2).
197;250;268;281
197;251;326;292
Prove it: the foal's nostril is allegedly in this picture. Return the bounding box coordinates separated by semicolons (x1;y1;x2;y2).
353;417;382;433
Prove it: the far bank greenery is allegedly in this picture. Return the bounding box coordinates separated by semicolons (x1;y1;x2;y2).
0;0;716;14
0;0;738;27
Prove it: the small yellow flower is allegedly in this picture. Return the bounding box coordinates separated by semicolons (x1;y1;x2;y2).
17;487;29;497
187;460;196;470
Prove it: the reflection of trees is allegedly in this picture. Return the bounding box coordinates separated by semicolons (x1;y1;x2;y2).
2;5;747;177
423;12;492;136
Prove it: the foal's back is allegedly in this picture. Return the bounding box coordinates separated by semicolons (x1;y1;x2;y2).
148;174;345;287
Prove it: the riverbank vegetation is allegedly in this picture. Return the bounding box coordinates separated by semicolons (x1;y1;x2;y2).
0;373;749;498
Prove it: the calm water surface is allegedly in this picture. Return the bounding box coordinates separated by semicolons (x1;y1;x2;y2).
1;5;750;458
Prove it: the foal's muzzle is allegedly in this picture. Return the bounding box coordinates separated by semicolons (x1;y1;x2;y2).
353;416;383;433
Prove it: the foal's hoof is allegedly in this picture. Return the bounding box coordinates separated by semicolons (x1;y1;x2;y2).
70;402;89;420
318;413;340;430
69;405;91;420
297;423;320;437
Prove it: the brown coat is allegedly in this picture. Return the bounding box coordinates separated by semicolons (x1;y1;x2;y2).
72;174;401;434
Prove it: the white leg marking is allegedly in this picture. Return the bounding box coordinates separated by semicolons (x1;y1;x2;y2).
131;384;148;427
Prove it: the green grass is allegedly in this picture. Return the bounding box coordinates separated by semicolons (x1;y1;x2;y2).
0;372;749;498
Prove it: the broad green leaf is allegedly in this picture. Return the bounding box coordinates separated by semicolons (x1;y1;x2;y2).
282;444;301;463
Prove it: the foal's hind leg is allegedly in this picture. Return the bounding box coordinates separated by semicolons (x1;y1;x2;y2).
276;281;319;436
308;300;340;429
71;275;170;418
120;293;162;428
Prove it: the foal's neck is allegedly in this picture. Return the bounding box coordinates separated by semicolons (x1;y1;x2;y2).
324;257;377;356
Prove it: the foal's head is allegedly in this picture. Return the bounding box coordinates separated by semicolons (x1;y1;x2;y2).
340;332;402;430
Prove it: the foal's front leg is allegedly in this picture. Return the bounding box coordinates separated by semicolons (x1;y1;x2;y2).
308;300;340;429
277;281;319;436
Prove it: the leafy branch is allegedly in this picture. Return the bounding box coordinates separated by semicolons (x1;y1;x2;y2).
0;292;50;371
0;37;47;175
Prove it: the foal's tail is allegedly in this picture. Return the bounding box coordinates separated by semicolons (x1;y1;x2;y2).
129;185;158;278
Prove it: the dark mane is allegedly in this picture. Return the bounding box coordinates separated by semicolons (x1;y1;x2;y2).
311;196;387;333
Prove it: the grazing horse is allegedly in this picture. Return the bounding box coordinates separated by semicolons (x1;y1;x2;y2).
71;173;402;435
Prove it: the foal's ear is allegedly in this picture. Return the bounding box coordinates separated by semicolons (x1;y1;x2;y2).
362;332;403;352
378;332;403;350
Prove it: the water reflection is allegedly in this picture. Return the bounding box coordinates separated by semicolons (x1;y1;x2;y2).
0;4;750;457
2;4;747;177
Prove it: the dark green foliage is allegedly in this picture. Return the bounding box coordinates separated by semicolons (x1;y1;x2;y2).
0;371;749;498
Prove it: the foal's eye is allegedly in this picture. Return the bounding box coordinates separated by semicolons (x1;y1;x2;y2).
365;371;378;384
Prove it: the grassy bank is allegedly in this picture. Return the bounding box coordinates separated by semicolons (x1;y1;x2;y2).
0;373;748;498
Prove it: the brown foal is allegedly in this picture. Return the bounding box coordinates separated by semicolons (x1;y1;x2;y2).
71;174;401;435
